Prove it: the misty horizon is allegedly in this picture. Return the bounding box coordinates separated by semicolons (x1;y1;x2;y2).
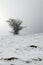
0;0;43;35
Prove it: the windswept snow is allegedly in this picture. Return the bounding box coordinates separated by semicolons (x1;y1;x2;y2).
0;33;43;65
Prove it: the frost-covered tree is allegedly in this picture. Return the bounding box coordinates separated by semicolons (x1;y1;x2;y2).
6;18;23;34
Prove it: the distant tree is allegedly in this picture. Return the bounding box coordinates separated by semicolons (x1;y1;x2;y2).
6;18;24;35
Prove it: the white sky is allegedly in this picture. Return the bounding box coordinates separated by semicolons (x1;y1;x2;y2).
0;0;43;35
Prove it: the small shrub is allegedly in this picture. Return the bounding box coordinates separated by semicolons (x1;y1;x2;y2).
6;18;24;35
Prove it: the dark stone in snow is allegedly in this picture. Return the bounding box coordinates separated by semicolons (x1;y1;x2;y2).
32;58;42;61
4;57;18;60
26;61;31;63
11;64;14;65
30;45;37;48
38;58;42;61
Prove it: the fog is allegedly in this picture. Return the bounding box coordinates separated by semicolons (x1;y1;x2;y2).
0;0;43;35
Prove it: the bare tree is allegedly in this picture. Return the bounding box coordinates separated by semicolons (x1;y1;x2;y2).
6;18;24;34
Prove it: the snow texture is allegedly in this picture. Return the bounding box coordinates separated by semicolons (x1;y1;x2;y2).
0;33;43;65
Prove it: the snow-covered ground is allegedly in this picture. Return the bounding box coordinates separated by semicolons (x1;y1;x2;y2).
0;33;43;65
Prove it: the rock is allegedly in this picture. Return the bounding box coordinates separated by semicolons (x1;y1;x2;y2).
10;64;14;65
32;58;42;61
38;58;42;61
30;45;37;48
26;61;31;63
32;59;38;61
4;57;18;60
